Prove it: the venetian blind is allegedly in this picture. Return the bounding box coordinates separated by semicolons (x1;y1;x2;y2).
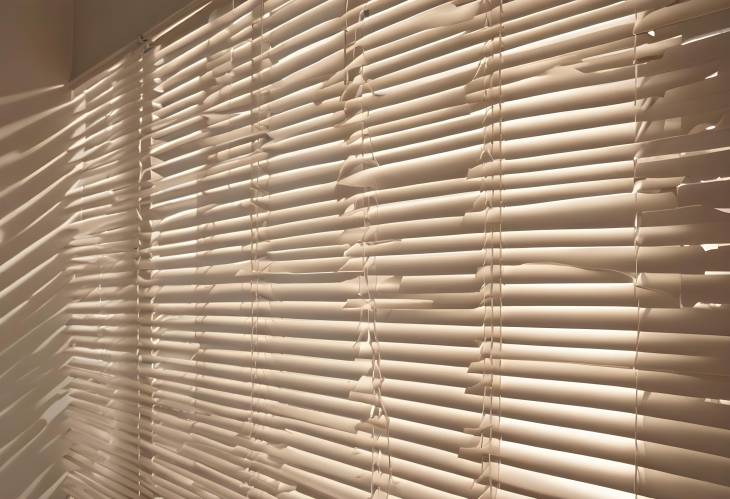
64;0;730;498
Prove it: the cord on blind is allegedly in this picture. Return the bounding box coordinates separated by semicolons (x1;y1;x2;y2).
63;0;730;498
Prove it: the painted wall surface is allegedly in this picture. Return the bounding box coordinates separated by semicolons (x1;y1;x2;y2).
0;0;188;499
0;0;74;497
72;0;192;78
0;1;192;496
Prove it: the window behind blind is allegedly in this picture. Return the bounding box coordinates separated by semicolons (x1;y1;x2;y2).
64;1;730;498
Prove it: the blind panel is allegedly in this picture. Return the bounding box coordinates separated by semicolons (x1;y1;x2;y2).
65;51;151;499
63;0;730;498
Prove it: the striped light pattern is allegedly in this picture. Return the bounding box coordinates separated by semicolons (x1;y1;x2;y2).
63;1;730;498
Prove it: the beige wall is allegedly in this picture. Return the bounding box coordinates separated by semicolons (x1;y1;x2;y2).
0;1;73;498
0;1;191;496
0;0;73;96
72;0;191;78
